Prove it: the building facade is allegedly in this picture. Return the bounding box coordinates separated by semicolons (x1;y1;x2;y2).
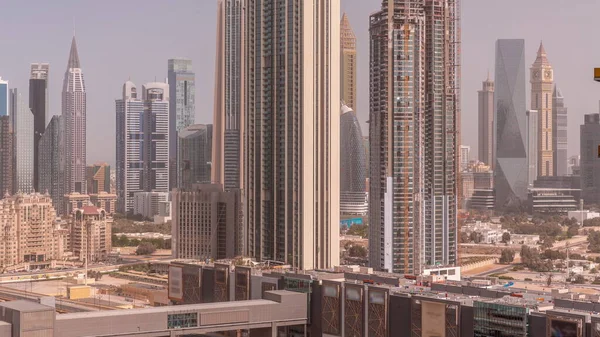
527;110;539;187
172;184;242;260
212;0;244;191
478;75;494;167
245;0;340;270
340;12;357;110
0;116;13;196
62;36;87;195
178;124;212;190
143;83;170;194
530;43;553;177
69;206;112;262
89;192;117;215
369;0;460;274
86;163;110;194
133;191;169;219
340;104;367;216
580;114;600;204
10;89;34;194
38;115;63;214
168;58;195;190
30;63;49;191
553;86;568;176
0;78;7;117
63;193;91;216
460;145;470;172
494;39;528;209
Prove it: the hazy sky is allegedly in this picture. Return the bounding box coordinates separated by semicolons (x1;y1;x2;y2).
0;0;598;166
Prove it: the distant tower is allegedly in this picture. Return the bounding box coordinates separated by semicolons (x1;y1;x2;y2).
340;12;357;110
530;42;553;176
527;110;539;187
62;36;87;194
142;83;170;194
30;63;50;191
178;124;213;190
10;89;34;194
553;86;568;176
478;73;494;167
39;115;63;213
0;78;8;117
0;115;13;196
340;104;367;216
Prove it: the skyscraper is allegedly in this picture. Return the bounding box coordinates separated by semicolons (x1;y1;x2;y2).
168;58;195;190
580;114;600;204
39;115;63;214
10;89;34;194
0;78;7;117
527;110;539;187
478;74;494;167
30;63;49;191
530;42;553;177
340;12;357;110
143;82;170;194
212;0;244;191
553;86;568;176
178;124;212;190
245;0;340;270
369;0;460;274
494;39;527;209
116;81;143;213
340;104;367;216
0;116;13;196
86;163;110;194
62;36;87;194
460;145;471;171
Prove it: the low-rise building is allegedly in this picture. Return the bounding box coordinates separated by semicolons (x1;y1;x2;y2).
510;234;540;246
470;189;495;210
528;188;580;214
567;210;600;224
153;200;172;224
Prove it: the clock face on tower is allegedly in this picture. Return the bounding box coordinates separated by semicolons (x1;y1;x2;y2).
545;70;552;80
533;70;540;80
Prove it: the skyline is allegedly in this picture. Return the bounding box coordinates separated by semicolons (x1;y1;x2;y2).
1;1;599;166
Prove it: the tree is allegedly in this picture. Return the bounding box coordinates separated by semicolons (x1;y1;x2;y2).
541;236;555;250
501;232;511;244
346;224;368;238
348;245;368;258
547;274;553;287
499;249;515;264
135;242;156;255
459;232;469;243
572;274;586;284
588;230;600;253
583;218;600;227
591;268;598;274
470;231;483;244
567;225;579;238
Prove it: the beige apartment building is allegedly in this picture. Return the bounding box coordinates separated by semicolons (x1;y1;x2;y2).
340;12;357;110
69;206;112;262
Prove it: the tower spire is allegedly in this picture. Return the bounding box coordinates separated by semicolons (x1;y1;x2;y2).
67;36;81;69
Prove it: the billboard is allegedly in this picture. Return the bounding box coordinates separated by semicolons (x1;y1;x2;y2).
422;301;446;337
340;218;363;227
168;265;183;301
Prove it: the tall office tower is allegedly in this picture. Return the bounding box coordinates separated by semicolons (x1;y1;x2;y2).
168;58;195;190
86;163;110;194
460;145;471;171
172;184;243;260
478;74;494;167
340;12;357;110
0;116;13;195
178;124;213;190
38;116;63;213
212;0;244;191
143;82;170;193
0;78;7;117
527;110;539;187
530;42;553;176
116;81;144;213
30;63;49;191
340;104;367;216
245;0;340;270
62;36;87;194
369;0;460;274
580;114;600;204
10;89;34;194
553;86;568;176
494;39;527;209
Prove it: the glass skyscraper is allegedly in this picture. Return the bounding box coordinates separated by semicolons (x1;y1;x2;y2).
10;89;34;193
39;115;63;213
340;104;367;216
30;63;49;191
177;124;212;190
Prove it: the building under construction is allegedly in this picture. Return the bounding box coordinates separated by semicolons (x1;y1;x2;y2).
368;0;460;274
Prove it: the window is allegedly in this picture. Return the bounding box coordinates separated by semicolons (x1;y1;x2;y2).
167;312;198;329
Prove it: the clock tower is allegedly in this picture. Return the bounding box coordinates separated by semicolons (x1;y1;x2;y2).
530;41;554;178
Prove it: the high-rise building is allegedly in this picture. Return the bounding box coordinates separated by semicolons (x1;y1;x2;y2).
527;110;539;187
580;114;600;204
369;0;460;274
494;39;528;209
553;86;568;176
178;124;212;190
30;63;49;191
133;191;169;219
460;145;471;172
340;104;367;216
245;0;340;270
68;206;112;262
568;155;580;176
86;163;110;194
212;0;244;191
89;192;117;215
0;116;13;195
172;184;242;260
340;12;357;110
38;116;63;213
530;42;553;177
10;89;34;194
168;58;195;190
0;78;7;117
143;82;170;193
478;74;494;167
62;36;87;194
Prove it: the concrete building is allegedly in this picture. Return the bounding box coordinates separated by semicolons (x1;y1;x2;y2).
0;77;7;117
172;184;242;260
340;104;367;216
580;114;600;204
133;191;169;219
38;115;63;214
494;39;528;209
470;189;495;210
178;124;212;190
478;74;494;167
528;188;580;214
63;193;91;216
10;88;34;194
369;0;460;274
62;36;87;195
569;155;580;176
461;172;475;207
553;86;568;176
153;200;171;224
245;0;340;270
340;12;357;110
527;109;539;187
86;163;110;194
568;210;600;224
30;63;49;191
460;145;471;172
89;192;117;215
530;42;554;177
68;206;112;262
474;171;494;190
212;0;244;191
167;58;195;190
0;116;13;196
